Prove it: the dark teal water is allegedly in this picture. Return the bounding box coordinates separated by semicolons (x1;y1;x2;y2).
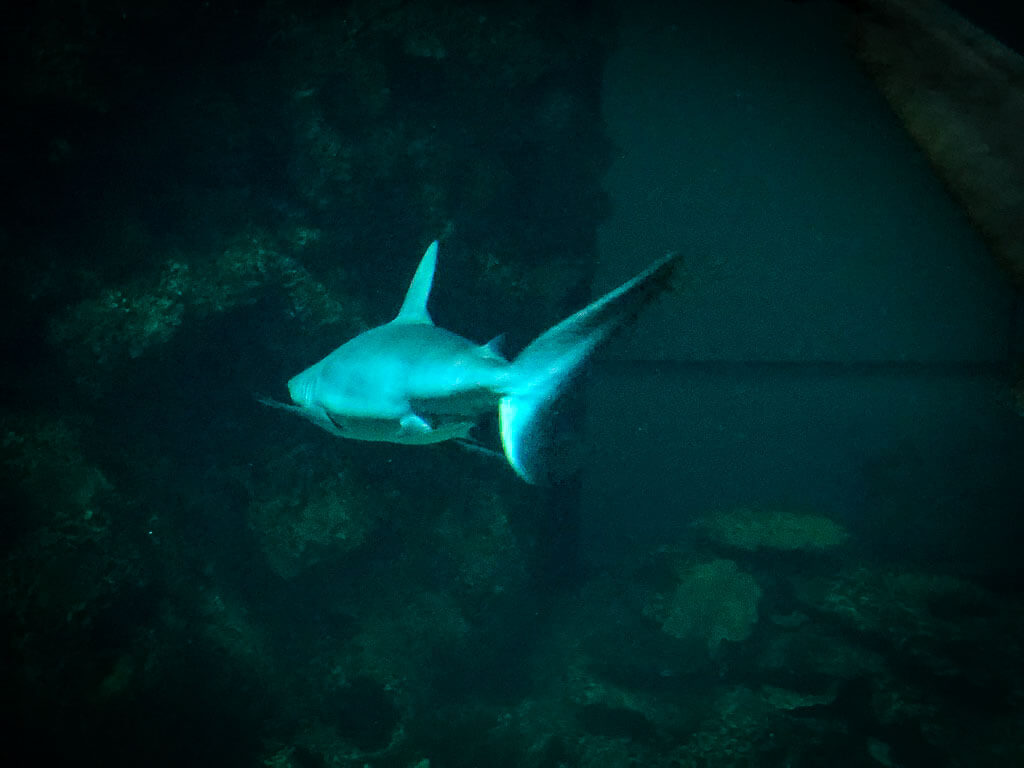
3;2;1023;766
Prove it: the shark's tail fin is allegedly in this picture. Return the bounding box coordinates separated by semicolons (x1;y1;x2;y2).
498;252;682;483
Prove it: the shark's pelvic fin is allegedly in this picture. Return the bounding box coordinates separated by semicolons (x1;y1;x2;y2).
395;240;438;324
499;252;681;484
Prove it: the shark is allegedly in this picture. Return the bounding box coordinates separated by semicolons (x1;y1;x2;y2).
261;240;680;483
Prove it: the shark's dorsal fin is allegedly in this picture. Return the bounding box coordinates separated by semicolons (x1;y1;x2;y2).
395;240;438;324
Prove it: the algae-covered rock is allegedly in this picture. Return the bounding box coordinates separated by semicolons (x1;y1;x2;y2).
345;588;470;692
794;565;1024;700
195;586;273;676
646;558;762;653
694;507;849;552
434;485;528;601
801;566;986;639
670;686;777;767
48;230;356;394
3;411;148;713
759;684;836;712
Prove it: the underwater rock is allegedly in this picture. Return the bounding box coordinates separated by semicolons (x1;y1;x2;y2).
759;620;886;684
248;468;382;581
2;412;151;722
434;485;528;602
777;563;1024;761
852;0;1024;287
195;586;273;677
3;414;112;523
646;557;762;653
345;588;470;692
563;645;696;734
803;566;988;639
268;686;405;768
795;565;1024;701
373;3;576;89
694;507;850;552
670;686;780;767
759;684;836;711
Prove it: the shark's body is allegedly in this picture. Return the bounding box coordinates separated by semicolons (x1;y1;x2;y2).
264;240;679;483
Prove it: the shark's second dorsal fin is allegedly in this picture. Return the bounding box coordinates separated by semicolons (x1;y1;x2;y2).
479;334;507;361
395;240;438;324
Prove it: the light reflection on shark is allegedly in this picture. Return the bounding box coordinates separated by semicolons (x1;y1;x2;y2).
261;240;680;483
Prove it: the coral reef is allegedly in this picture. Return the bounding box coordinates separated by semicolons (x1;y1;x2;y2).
645;557;762;653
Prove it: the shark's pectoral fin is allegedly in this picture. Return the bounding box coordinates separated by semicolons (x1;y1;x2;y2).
256;394;303;414
397;412;476;444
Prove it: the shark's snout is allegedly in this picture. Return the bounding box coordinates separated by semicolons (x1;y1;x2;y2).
287;372;315;408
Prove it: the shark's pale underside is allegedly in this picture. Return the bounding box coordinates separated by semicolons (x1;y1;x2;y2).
262;241;680;483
